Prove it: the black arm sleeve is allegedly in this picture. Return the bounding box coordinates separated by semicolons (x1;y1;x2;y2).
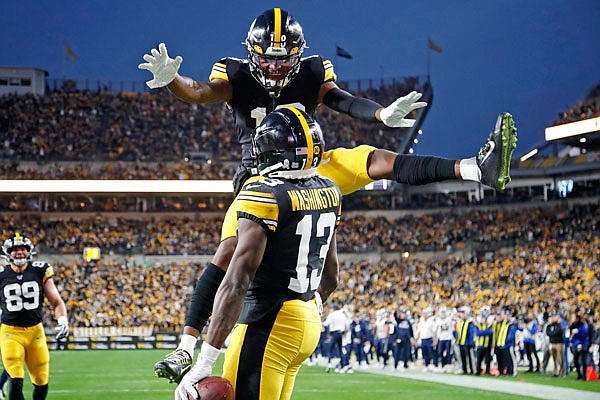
184;263;226;332
393;154;457;185
322;87;381;122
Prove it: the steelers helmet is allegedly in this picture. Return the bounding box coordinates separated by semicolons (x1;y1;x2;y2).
253;107;324;179
2;232;34;267
244;8;306;96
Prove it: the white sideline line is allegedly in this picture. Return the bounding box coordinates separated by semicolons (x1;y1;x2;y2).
363;368;600;400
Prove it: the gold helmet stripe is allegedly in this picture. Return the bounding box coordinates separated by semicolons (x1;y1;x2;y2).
15;232;21;241
284;107;313;169
273;8;282;48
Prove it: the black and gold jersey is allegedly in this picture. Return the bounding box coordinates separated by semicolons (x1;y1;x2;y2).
209;56;337;166
235;175;342;324
0;261;54;327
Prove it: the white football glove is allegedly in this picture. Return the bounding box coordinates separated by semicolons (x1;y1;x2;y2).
379;91;428;128
138;42;183;89
55;316;69;340
174;342;220;400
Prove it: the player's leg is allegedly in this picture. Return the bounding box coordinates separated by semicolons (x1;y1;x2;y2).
0;325;27;400
24;324;50;400
0;369;8;399
321;112;517;193
154;205;238;383
222;299;321;400
387;112;517;189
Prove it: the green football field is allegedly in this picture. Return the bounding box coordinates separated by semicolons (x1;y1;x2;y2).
4;350;598;399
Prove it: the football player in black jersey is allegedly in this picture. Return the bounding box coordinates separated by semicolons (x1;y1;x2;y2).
140;7;518;383
175;107;341;400
0;233;69;400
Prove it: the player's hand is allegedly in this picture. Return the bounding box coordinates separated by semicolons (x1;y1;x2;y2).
175;342;220;400
55;316;69;340
138;43;183;89
379;91;428;128
174;365;211;400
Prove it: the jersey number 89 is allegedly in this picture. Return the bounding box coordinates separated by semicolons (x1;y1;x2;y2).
3;281;40;312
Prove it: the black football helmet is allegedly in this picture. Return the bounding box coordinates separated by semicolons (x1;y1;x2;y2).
244;8;306;96
253;107;324;179
2;232;34;267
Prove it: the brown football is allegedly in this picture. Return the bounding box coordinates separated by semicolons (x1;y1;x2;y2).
188;377;234;400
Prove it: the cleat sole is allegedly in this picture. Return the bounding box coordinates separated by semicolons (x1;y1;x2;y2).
154;366;178;383
496;113;518;190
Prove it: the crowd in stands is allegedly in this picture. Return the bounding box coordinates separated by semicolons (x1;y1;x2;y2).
4;199;589;336
0;160;236;180
35;232;598;337
330;237;599;321
49;259;201;331
0;80;419;167
37;233;598;380
2;201;597;255
554;82;600;125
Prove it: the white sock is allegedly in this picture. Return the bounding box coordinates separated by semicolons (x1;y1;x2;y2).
459;157;481;182
177;333;199;358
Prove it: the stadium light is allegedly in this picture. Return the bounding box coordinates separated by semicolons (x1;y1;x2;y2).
545;116;600;141
520;148;538;162
0;180;233;194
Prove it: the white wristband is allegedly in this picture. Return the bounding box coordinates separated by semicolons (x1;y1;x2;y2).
198;341;220;369
58;316;68;325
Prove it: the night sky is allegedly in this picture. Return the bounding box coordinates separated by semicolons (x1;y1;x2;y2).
2;0;599;159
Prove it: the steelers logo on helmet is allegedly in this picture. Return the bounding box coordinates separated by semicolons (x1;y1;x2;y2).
245;8;307;97
2;232;34;267
253;107;324;179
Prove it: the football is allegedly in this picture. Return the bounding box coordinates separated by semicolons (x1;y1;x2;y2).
188;377;234;400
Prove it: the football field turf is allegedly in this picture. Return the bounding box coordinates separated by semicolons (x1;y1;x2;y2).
5;350;598;399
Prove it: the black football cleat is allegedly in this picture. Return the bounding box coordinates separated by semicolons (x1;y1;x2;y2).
477;112;517;190
154;349;192;383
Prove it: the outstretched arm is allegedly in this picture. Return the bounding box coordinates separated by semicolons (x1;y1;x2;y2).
320;81;427;127
167;75;232;104
138;42;232;104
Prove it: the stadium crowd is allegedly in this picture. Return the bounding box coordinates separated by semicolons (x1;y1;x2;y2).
2;75;599;385
2;201;597;255
554;82;600;125
16;204;600;330
0;80;421;167
36;235;598;377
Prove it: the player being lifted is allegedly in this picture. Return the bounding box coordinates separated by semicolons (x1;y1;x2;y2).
0;233;69;400
138;7;517;383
